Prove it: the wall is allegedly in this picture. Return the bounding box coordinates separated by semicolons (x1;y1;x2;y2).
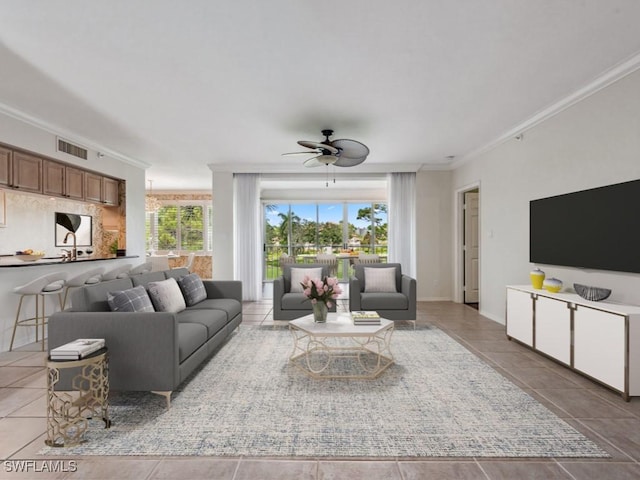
452;68;640;324
0;111;147;351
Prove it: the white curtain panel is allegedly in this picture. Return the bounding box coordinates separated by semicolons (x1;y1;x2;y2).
387;172;417;278
233;173;262;301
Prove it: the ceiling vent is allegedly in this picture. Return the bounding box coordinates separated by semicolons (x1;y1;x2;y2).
57;137;88;160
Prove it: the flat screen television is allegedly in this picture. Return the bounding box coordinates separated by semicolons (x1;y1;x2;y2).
529;179;640;274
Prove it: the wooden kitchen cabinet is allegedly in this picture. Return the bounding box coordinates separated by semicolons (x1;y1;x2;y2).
12;151;42;193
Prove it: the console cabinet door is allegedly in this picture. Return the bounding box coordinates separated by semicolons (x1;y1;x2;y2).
574;305;625;392
0;146;10;186
535;296;571;365
12;152;42;193
506;288;534;347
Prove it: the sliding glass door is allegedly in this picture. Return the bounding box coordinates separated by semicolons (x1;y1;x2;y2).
263;202;387;281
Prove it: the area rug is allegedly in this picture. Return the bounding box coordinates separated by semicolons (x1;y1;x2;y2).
40;325;608;457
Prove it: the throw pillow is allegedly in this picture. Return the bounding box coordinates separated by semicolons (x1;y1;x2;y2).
108;285;155;312
147;278;187;313
364;267;397;293
177;273;207;306
290;267;322;293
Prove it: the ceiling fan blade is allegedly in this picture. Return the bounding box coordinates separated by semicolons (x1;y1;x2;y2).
304;155;338;168
282;151;320;156
331;139;369;159
298;140;339;154
334;155;367;167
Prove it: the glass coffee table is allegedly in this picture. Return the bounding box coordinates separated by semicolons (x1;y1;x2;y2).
289;313;394;379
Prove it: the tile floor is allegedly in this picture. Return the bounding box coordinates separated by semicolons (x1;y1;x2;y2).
1;299;640;479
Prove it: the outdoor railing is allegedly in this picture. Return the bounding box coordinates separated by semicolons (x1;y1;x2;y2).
263;244;388;282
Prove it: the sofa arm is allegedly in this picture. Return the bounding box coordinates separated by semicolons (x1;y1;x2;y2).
48;311;180;392
349;276;362;312
401;275;417;319
273;276;285;313
203;280;242;303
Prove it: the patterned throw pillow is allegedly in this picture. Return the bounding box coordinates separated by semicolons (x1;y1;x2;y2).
364;267;397;293
290;268;322;293
108;285;155;312
177;273;207;306
147;278;187;313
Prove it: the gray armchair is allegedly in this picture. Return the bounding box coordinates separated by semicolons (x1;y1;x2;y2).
273;263;337;320
349;263;416;321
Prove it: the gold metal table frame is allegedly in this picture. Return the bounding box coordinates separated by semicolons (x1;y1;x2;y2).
46;348;111;447
289;313;394;379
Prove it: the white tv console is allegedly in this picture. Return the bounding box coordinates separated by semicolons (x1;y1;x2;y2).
506;285;640;401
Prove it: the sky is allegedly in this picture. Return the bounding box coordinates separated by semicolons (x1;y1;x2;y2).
265;203;385;229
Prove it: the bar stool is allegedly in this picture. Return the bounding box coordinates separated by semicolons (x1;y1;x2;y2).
101;264;132;281
61;267;105;309
10;272;67;351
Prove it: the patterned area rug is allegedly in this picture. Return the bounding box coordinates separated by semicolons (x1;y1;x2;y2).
41;325;608;457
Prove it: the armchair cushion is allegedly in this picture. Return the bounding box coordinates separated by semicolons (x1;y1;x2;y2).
289;267;322;292
364;267;397;293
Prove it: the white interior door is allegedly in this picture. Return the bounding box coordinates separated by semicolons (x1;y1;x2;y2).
464;191;479;303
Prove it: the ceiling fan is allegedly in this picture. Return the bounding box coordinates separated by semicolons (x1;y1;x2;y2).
283;129;369;167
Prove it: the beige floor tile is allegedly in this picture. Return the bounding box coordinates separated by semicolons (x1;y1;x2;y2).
148;458;239;479
0;351;36;367
560;461;640;479
0;387;44;417
62;459;160;479
8;391;47;417
398;461;486;480
6;352;47;368
234;459;317;480
8;370;47;389
0;367;44;387
0;417;46;458
479;461;573;479
319;461;401;480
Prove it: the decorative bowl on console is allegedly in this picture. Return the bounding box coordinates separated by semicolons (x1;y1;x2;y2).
573;283;611;302
15;254;45;262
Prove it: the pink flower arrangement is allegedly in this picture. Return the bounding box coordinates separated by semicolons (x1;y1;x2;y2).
300;275;343;308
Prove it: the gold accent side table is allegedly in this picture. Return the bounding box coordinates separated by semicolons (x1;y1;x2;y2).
45;348;111;447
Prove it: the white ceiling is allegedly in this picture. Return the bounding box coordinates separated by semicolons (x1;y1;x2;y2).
1;1;640;190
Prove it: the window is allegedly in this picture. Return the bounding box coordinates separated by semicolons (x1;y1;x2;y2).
263;202;388;280
146;201;212;253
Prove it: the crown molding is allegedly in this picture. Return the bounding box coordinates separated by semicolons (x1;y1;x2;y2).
0;101;151;170
451;49;640;170
207;162;423;174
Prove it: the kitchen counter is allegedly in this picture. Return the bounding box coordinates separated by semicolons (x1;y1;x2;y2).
0;255;139;268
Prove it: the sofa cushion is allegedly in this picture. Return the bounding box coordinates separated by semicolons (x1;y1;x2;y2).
131;271;166;288
72;278;135;311
290;267;322;293
361;292;408;311
282;292;312;310
147;278;186;313
107;285;155;312
177;273;207;306
364;267;397;293
187;298;242;320
177;322;208;363
177;309;227;338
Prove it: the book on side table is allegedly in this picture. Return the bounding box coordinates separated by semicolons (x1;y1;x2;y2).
50;339;106;360
351;311;381;325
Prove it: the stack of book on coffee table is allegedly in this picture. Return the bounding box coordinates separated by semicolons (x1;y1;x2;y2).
351;311;381;325
50;339;105;360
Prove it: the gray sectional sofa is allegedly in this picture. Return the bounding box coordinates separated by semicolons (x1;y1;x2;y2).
48;268;242;407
